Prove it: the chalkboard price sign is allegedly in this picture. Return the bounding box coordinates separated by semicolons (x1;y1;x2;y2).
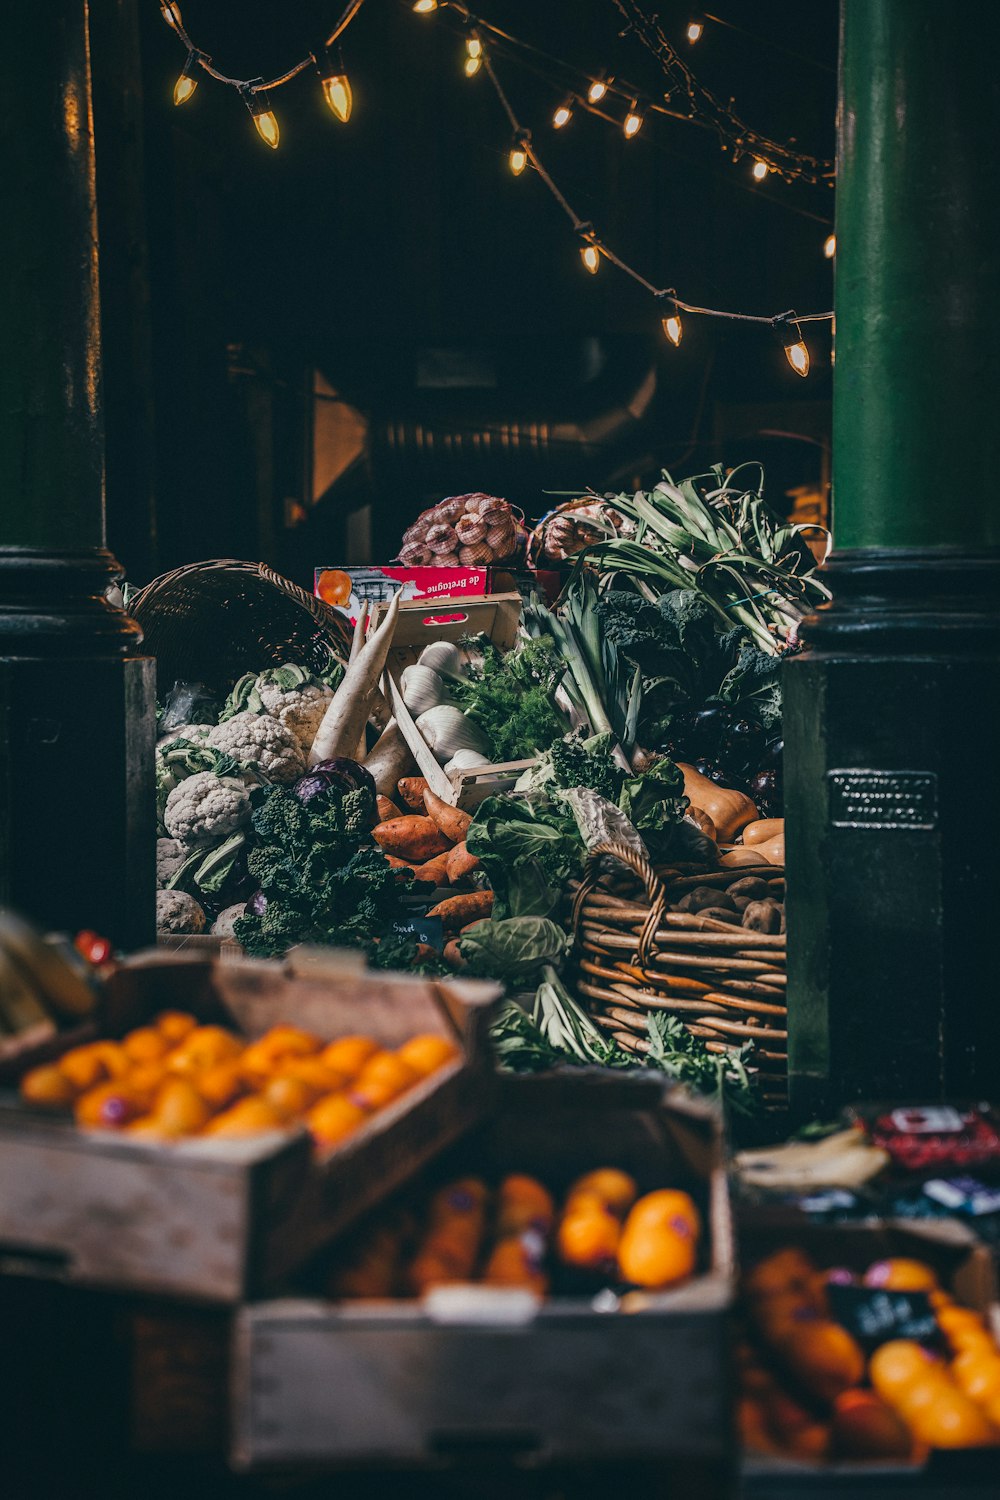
827;1286;942;1351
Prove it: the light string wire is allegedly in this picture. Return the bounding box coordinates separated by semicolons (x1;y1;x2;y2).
159;0;368;90
479;45;832;346
611;0;832;183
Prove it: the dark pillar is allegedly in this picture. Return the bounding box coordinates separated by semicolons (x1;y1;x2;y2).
785;0;1000;1113
0;0;155;948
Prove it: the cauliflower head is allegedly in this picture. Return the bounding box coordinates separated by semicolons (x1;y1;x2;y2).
211;902;247;938
157;724;211;752
164;771;250;846
156;837;188;888
206;712;305;784
255;680;333;752
156;888;207;935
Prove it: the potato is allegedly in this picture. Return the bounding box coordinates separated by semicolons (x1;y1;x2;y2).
742;899;783;934
676;886;736;914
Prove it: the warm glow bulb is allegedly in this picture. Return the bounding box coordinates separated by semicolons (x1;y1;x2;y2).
581;243;600;274
466;36;482;58
160;1;183;32
587;78;608;104
464;55;482;76
752;159;769;181
553;102;573;129
623;105;643;139
784;338;810;377
413;0;438;11
686;21;704;43
173;72;198;106
254;110;280;148
510;146;528;175
322;75;352;122
823;233;836;259
662;313;683;346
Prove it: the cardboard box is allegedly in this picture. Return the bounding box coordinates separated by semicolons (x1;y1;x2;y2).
315;566;512;625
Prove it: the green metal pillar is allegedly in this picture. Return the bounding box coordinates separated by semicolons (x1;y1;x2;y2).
0;0;155;948
784;0;1000;1112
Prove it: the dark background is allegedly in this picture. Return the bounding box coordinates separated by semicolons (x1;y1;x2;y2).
91;0;837;589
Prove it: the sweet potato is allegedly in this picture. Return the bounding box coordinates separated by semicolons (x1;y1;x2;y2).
376;795;404;822
411;851;452;886
422;785;472;843
445;841;480;884
443;939;466;968
372;816;450;863
397;777;429;810
426;890;494;931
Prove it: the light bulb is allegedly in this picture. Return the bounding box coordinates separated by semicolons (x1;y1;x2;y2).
466;36;482;58
412;0;438;11
160;1;183;32
173;72;197;105
751;159;769;181
322;74;352;122
823;233;836;259
623;103;643;139
509;145;528;175
254;110;280;148
784;338;810;377
686;20;704;43
581;243;600;274
464;54;482;76
587;78;608;104
553;100;573;129
662;313;683;346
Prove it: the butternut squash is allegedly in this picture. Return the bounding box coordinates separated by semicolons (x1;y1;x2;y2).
720;847;770;868
678;764;758;843
742;818;785;847
752;834;785;866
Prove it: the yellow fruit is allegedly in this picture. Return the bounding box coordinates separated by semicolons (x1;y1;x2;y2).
20;1064;77;1107
564;1169;639;1218
122;1026;169;1064
906;1388;998;1448
870;1340;947;1400
263;1074;318;1120
349;1052;420;1109
623;1188;701;1238
395;1034;460;1076
154;1077;211;1136
195;1060;246;1110
952;1348;1000;1406
167;1025;242;1075
617;1208;697;1289
319;1035;379;1078
557;1207;621;1269
204;1097;285;1137
74;1081;145;1129
306;1093;368;1148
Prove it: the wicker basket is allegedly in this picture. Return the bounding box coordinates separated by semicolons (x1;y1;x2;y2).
570;841;787;1106
129;559;353;696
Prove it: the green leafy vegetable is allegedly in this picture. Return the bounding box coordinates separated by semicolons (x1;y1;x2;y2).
466;795;582;919
449;637;568;762
457;917;570;984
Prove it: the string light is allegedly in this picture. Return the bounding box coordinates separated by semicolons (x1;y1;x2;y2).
173;49;205;106
315;49;353;122
240;80;280;148
160;1;183;33
587;75;609;104
778;318;810;376
685;18;705;44
509;129;530;175
412;0;438;10
751;158;769;181
464;31;483;76
623;100;644;139
466;35;483;59
464;53;482;77
552;99;574;129
577;224;601;274
823;233;836;259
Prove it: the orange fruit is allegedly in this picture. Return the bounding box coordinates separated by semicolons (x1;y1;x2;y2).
482;1234;548;1293
278;1057;348;1094
952;1348;1000;1406
864;1257;939;1292
307;1093;368;1148
395;1034;460;1076
905;1387;998;1448
154;1077;212;1136
75;1081;145;1129
408;1250;463;1294
204;1097;286;1137
263;1074;318;1120
124;1063;169;1107
59;1041;130;1091
870;1339;946;1400
167;1025;242;1074
320;1035;379;1078
744;1248;817;1301
317;569;353;608
155;1010;198;1043
195;1060;246;1110
929;1289;955;1311
349;1052;420;1109
617;1216;696;1290
557;1206;621;1269
565;1169;639;1218
122;1026;169;1064
427;1178;490;1226
753;1292;819;1342
124;1116;170;1141
985;1392;1000;1430
622;1188;701;1239
830;1389;914;1460
774;1321;866;1403
738;1396;783;1455
20;1064;77;1107
496;1175;556;1236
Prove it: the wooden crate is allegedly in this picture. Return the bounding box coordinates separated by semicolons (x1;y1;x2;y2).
385;592;537;810
230;1073;734;1473
0;950;501;1302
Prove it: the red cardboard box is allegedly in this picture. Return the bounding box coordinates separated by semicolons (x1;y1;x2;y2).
315;565;498;625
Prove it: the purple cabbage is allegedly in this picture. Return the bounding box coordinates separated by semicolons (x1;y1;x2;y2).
292;757;375;807
247;889;269;917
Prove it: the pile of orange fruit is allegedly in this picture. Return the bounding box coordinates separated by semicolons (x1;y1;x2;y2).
19;1013;459;1148
327;1167;702;1299
738;1247;1000;1461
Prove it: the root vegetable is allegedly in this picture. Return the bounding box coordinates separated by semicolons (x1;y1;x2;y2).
445;842;479;883
363;720;416;796
422;785;472;843
425;891;494;931
310;591;401;766
372;816;451;863
397;776;429;810
376;795;404;822
678;763;758;842
411;851;452;886
742;900;783;934
443;940;466;968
